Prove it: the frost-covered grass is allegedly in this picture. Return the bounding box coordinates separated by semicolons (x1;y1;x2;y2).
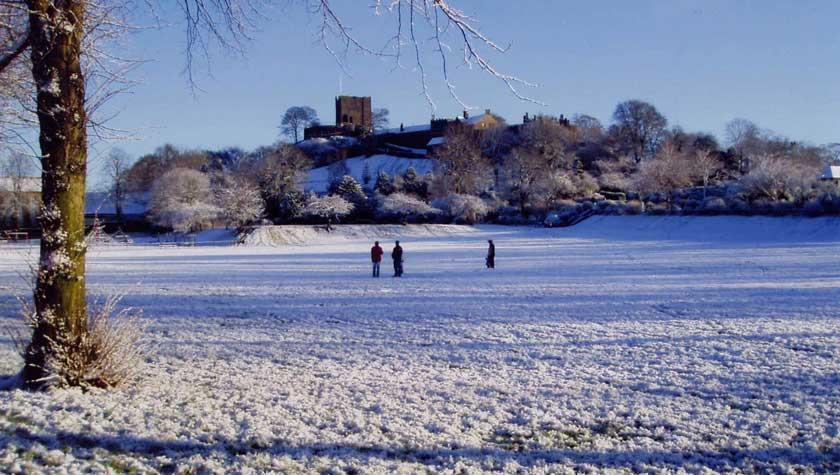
0;216;839;473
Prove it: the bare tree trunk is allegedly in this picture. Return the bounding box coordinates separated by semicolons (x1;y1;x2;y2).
22;0;89;389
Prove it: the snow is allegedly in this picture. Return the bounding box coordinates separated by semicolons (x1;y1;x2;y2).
382;143;428;156
820;165;840;180
0;216;839;473
427;136;445;147
305;155;436;193
240;224;471;246
297;136;359;153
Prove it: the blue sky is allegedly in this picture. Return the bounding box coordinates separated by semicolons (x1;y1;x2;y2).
99;1;839;160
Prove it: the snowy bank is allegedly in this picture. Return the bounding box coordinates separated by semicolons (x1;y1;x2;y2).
304;155;435;193
238;224;476;246
565;215;840;242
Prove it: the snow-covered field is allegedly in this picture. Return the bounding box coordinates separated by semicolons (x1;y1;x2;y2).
0;216;839;473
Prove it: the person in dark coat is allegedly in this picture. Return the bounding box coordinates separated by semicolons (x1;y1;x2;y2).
486;239;495;269
371;241;383;277
392;240;404;277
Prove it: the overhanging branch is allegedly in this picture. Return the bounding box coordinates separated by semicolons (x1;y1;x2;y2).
0;30;30;74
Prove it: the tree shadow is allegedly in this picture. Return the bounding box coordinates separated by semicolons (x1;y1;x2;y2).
6;426;838;472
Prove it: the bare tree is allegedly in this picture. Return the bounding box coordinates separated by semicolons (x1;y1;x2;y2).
104;148;132;224
0;150;38;227
741;154;818;203
372;107;390;133
634;140;695;198
503;148;548;216
690;149;723;200
280;106;319;143
724;118;761;173
572;114;604;143
434;126;491;195
612;100;667;162
0;0;532;389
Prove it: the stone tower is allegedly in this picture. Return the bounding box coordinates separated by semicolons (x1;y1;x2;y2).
335;96;372;131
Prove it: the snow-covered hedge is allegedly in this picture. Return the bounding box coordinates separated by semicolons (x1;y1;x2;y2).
432;194;491;224
301;194;354;222
376;192;441;222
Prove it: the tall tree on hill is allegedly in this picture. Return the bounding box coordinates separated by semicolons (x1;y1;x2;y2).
373;108;390;133
280;106;319;143
612;100;667;163
724;118;762;173
0;0;532;389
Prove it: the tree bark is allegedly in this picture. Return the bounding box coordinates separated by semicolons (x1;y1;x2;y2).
22;0;89;389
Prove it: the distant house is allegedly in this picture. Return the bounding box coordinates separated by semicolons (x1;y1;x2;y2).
0;176;41;230
84;191;150;228
820;165;840;183
378;109;502;152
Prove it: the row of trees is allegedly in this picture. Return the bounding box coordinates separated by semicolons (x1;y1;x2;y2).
421;100;835;220
108;97;837;233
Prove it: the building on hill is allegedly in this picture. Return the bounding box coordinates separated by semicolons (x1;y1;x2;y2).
336;95;372;130
304;95;374;140
376;109;502;153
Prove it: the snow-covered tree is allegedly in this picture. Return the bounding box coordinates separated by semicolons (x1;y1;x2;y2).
149;168;219;233
104;149;132;224
302;194;354;223
432;194;490;224
215;177;264;228
399;167;426;198
377;192;440;221
374;171;396;195
331;175;366;203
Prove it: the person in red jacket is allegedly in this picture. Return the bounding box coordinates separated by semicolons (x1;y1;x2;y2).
370;241;384;277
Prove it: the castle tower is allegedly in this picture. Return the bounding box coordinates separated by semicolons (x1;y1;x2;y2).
335;95;372;131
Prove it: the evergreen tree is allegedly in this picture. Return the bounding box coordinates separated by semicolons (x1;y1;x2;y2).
374;171;396;195
401;167;429;199
332;175;366;205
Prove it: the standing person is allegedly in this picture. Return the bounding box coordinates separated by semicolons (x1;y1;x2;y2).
371;241;384;278
392;240;404;277
486;239;495;269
